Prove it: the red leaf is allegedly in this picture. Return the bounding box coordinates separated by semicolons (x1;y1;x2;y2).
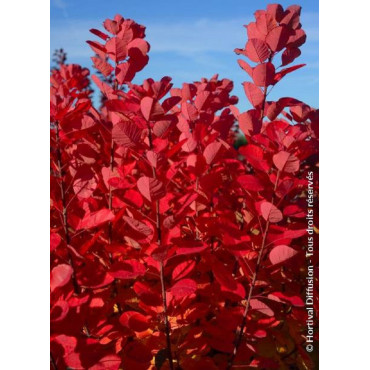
79;229;104;255
122;189;143;208
112;121;142;148
246;22;266;41
106;37;127;62
287;29;306;48
186;154;207;175
266;25;291;52
153;120;172;137
109;260;146;279
172;260;196;281
137;176;166;202
103;18;120;34
221;282;246;300
123;216;153;237
162;96;181;113
281;7;301;29
239;144;269;171
128;38;150;55
243;82;264;108
280;228;307;240
245;38;270;63
170;278;197;299
252;62;275;87
194;91;211;111
119;311;150;332
237;174;264;192
105;99;128;112
273;151;300;173
140;96;153;121
237;59;253;78
266;4;284;22
269;245;298;265
250;299;274;317
281;47;301;66
203;142;222;164
86;40;106;58
260;201;283;223
50;300;69;322
91;56;113;77
270;291;304;307
51;264;73;292
50;233;61;251
124;341;152;364
91;75;115;99
283;204;305;218
255;10;276;35
77;208;115;230
274;64;305;84
89;355;121;370
89;28;109;40
182;102;198;121
146;150;158;168
51;335;81;368
212;259;237;290
253;329;267;338
115;62;135;84
176;243;208;256
134;281;162;306
180;131;197;152
290;104;311;122
140;96;164;121
238;110;261;136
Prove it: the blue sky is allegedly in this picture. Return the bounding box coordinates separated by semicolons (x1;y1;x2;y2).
51;0;318;109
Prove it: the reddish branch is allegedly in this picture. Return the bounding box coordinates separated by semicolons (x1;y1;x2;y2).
107;78;118;245
55;122;70;245
227;220;270;369
147;121;174;370
227;91;278;368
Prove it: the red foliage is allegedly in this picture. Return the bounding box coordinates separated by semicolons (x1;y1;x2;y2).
51;4;318;369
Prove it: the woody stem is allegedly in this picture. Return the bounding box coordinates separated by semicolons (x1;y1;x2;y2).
147;121;174;370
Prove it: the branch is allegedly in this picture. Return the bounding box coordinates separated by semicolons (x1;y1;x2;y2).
227;220;270;369
147;120;174;370
227;76;278;366
107;78;118;245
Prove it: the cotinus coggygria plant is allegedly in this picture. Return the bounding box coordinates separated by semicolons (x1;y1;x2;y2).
51;5;318;369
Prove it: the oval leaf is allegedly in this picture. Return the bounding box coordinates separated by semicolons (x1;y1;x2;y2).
203;142;222;165
260;201;283;223
273;151;300;173
245;38;270;63
112;121;142;148
170;278;197;299
119;311;150;332
252;62;275;87
51;264;73;292
172;260;196;281
243;82;264;108
269;245;298;265
137;176;166;202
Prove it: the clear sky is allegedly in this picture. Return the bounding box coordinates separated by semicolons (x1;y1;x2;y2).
51;0;319;109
